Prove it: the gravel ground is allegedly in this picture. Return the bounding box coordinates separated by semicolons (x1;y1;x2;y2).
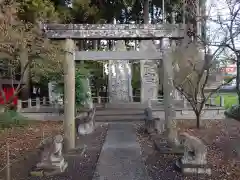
0;122;108;180
0;121;63;179
0;121;63;168
135;120;240;180
135;124;189;180
27;123;108;180
177;119;240;180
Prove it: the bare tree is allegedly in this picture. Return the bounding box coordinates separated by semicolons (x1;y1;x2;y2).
169;0;239;128
208;0;240;103
172;36;235;128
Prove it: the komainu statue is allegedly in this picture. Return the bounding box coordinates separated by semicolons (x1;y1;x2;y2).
30;135;68;176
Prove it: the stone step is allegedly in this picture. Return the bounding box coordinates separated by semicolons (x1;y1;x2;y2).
95;109;144;116
104;103;163;109
95;114;144;122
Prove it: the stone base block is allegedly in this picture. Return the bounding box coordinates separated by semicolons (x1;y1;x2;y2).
31;160;68;176
175;158;211;176
145;118;160;134
153;138;184;155
154;119;165;134
65;146;87;157
76;108;95;135
145;123;155;134
78;121;95;135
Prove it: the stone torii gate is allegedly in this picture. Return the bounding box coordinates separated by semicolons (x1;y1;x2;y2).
42;24;185;150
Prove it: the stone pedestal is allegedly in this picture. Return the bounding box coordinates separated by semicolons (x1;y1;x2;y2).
36;155;67;174
154;118;165;134
75;108;96;135
153;133;184;155
78;120;94;135
175;158;211;175
76;108;95;135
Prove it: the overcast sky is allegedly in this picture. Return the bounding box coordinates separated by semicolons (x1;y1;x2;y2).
206;0;240;56
207;0;228;41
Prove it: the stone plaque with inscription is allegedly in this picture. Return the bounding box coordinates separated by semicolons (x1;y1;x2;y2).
140;40;160;103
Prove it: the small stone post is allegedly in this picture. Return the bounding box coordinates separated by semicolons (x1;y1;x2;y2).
175;90;180;100
17;99;22;112
43;97;46;105
183;97;188;115
220;96;224;107
108;60;112;103
63;39;75;151
54;102;59;113
98;96;101;104
36;97;40;109
183;97;187;109
203;101;206;109
210;97;215;106
148;98;152;108
28;98;32;108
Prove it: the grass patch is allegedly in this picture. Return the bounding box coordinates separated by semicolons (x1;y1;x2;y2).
208;93;238;109
0;110;30;129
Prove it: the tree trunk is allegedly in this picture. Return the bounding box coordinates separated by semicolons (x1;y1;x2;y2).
150;1;154;23
79;40;85;64
97;40;101;50
92;40;98;50
196;112;201;129
143;0;149;24
20;50;30;101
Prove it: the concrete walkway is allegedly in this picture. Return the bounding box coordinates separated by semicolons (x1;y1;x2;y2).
93;123;150;180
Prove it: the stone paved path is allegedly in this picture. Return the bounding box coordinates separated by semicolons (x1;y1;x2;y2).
93;123;150;180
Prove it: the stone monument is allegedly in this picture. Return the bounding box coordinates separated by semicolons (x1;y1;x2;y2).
108;40;133;102
140;40;159;104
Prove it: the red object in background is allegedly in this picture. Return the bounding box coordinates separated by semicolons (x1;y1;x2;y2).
0;87;18;105
225;67;236;73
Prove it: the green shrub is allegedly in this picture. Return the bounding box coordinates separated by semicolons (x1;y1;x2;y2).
54;67;92;109
0;110;29;129
224;105;240;121
75;70;89;107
